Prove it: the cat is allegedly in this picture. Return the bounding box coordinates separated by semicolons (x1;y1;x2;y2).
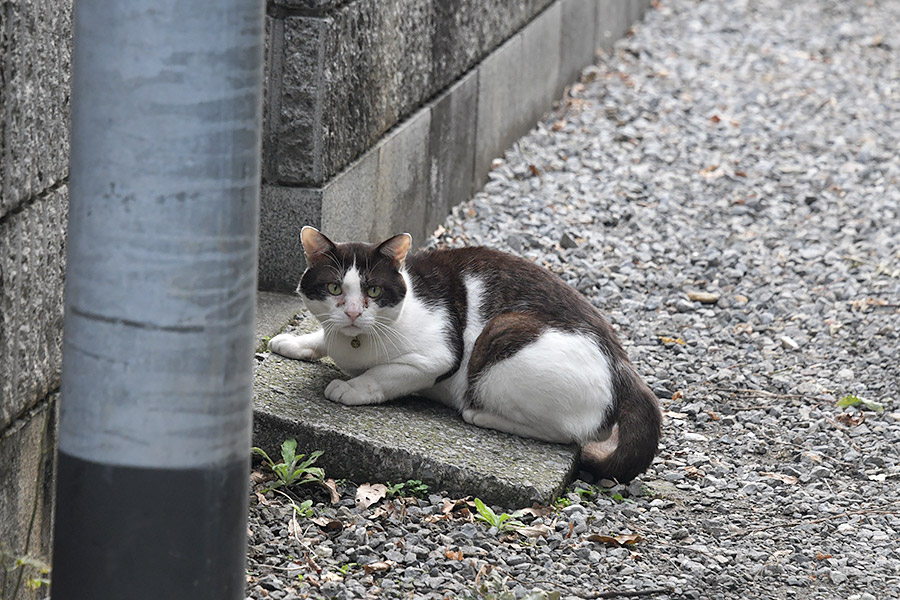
268;227;662;483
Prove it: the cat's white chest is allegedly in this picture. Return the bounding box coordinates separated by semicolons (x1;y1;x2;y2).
325;281;455;381
326;335;386;376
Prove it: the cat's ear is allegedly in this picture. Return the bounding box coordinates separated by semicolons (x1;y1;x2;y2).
376;233;412;266
300;226;337;263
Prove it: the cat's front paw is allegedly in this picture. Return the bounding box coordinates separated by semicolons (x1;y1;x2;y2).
269;332;324;361
325;378;385;406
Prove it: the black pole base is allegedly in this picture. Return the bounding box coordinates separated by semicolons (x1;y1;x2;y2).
51;452;249;600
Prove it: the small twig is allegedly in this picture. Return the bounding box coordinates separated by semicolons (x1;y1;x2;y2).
726;507;900;539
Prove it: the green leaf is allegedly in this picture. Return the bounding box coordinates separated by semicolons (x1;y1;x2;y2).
473;498;498;526
251;446;274;468
837;395;863;408
838;395;884;413
281;438;298;465
861;398;885;413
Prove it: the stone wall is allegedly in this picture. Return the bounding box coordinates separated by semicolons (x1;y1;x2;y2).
0;0;649;595
259;0;653;291
0;0;72;595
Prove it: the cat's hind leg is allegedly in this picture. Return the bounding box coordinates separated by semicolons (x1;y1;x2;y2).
269;329;327;361
461;407;573;443
465;312;613;445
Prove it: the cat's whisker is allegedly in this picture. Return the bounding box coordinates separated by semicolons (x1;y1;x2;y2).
370;326;392;362
369;320;402;359
370;318;410;354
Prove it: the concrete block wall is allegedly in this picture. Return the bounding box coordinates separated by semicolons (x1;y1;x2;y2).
260;0;653;291
0;0;72;595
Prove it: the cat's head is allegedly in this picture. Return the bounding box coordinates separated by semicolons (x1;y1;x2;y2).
298;227;411;338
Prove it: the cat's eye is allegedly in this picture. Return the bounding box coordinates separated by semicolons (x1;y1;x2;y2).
366;285;382;299
327;282;342;295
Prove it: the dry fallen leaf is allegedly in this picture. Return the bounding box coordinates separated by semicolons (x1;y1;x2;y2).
306;556;322;574
372;502;399;520
835;412;865;427
445;548;464;561
518;504;553;519
311;517;343;531
672;390;684;401
518;523;552;538
287;516;302;538
442;497;471;513
356;483;387;510
364;561;393;575
587;533;643;547
659;336;686;345
321;478;341;504
760;471;799;486
815;552;833;561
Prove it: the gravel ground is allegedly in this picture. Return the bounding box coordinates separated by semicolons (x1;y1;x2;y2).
247;0;900;598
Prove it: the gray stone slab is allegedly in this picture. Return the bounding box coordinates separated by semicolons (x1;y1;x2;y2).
430;0;555;90
0;186;67;430
261;15;284;186
520;3;562;127
267;0;560;187
273;15;328;186
427;70;478;236
259;150;380;293
256;291;304;352
0;396;57;600
558;0;599;97
473;4;564;187
253;354;578;506
596;0;631;53
319;150;380;243
373;108;431;244
258;185;322;293
271;0;343;10
0;0;72;217
474;33;524;187
273;1;434;187
629;0;649;23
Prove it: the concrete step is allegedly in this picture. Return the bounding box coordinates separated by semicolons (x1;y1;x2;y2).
252;291;578;507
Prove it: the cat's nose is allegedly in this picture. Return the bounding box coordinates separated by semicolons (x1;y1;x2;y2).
344;309;361;323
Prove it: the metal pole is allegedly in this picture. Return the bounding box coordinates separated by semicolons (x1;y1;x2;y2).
52;1;264;598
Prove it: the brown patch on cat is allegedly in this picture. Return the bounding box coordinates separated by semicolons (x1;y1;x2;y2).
583;364;661;483
465;312;548;409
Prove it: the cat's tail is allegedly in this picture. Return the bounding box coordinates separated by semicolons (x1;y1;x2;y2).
580;363;661;483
